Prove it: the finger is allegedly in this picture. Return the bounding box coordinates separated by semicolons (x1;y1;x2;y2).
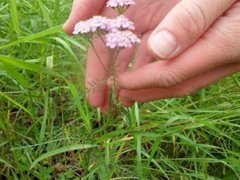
63;0;106;34
117;32;154;107
148;0;237;59
120;62;240;103
132;31;155;69
118;38;224;90
126;0;180;34
117;9;240;90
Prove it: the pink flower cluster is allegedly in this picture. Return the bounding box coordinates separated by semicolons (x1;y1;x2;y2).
109;15;135;31
106;0;136;8
73;0;140;49
105;30;140;49
73;15;134;35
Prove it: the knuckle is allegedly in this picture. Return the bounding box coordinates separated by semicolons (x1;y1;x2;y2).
177;1;206;38
153;69;184;88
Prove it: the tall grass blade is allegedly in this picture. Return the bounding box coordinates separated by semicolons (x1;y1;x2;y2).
0;91;33;118
0;55;59;77
0;157;12;167
37;0;53;27
66;80;92;132
30;144;97;169
3;63;29;89
9;0;20;35
0;25;62;50
39;92;49;144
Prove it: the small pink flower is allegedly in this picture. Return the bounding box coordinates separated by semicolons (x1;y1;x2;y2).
88;16;109;32
105;30;140;49
108;15;135;31
73;16;109;34
73;21;91;34
106;0;136;8
73;15;135;35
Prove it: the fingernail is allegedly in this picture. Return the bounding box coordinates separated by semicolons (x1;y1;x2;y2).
150;30;178;59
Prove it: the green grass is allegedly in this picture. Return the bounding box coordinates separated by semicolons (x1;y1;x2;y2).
0;0;240;179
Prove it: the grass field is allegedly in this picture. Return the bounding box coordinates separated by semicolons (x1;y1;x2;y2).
0;0;240;179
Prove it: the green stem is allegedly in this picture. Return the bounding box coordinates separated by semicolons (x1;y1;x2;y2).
107;49;121;120
90;41;108;74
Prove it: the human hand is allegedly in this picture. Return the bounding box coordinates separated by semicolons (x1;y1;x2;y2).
117;0;240;105
64;0;180;111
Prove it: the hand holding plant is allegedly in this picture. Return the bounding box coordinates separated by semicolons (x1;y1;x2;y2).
64;0;240;109
70;0;141;114
64;0;179;112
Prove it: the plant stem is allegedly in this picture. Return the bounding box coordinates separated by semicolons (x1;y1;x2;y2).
90;41;108;74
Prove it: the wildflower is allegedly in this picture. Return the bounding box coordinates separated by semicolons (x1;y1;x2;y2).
73;15;135;35
73;0;139;111
105;30;140;49
73;21;91;34
106;0;136;8
73;16;109;34
89;16;109;32
108;15;135;31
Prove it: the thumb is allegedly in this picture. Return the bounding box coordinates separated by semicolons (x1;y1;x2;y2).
63;0;106;34
148;0;236;59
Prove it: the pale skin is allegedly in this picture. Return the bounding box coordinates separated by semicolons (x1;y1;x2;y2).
64;0;240;112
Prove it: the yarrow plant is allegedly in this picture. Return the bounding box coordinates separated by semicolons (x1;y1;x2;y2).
106;0;136;8
107;0;136;13
73;0;140;113
73;15;135;35
105;30;140;49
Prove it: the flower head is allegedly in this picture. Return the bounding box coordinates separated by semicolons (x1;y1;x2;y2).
73;15;135;35
108;15;135;31
105;30;140;49
73;16;109;34
106;0;136;8
73;1;140;50
73;21;91;34
89;16;109;32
